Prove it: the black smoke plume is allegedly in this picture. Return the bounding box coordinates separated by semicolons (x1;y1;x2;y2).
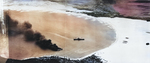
6;13;62;51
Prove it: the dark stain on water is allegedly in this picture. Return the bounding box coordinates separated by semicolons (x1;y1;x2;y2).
123;41;128;44
147;20;150;22
125;37;129;39
146;43;149;45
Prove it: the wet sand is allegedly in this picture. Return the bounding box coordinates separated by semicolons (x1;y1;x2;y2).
6;10;116;60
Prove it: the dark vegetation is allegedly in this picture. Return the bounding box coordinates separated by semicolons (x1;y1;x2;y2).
80;0;120;18
102;0;116;4
134;0;150;3
5;13;62;51
6;55;104;63
83;12;120;17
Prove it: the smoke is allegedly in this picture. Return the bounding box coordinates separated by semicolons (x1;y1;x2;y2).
6;13;62;51
24;29;45;41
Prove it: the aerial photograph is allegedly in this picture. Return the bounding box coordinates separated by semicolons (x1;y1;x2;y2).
0;0;150;63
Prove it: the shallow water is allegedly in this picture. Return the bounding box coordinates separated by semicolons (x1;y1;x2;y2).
5;10;116;60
